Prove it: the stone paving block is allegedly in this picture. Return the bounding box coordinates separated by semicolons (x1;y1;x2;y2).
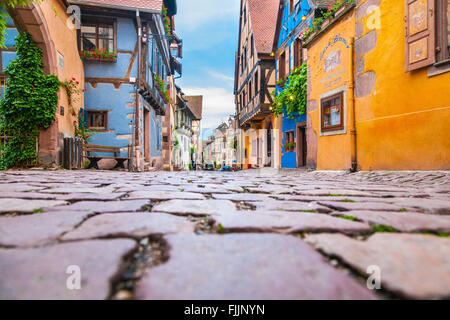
0;192;58;200
39;186;118;194
0;183;44;192
318;201;402;212
55;193;126;201
392;198;450;215
254;200;332;213
0;239;136;299
330;210;450;233
214;211;372;234
0;211;92;247
47;200;149;214
0;198;68;213
135;234;376;300
152;200;236;216
62;212;195;241
305;233;450;299
295;189;379;197
211;193;272;202
116;185;181;193
127;190;205;200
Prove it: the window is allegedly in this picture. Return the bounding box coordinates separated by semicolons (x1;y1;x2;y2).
405;0;450;71
278;51;286;81
87;110;108;130
249;80;252;102
251;34;254;57
284;131;295;152
436;0;450;63
254;70;259;95
321;92;344;132
80;19;116;52
289;0;294;14
294;38;302;68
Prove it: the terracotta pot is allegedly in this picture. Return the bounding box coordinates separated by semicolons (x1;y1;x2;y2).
335;5;347;17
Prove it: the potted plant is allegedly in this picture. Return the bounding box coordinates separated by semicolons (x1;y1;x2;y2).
80;49;117;62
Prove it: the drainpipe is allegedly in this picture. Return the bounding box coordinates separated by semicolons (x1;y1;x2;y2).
350;37;358;172
135;9;142;172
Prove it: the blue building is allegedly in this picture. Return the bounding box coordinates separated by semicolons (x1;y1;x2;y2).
75;0;178;171
274;0;327;168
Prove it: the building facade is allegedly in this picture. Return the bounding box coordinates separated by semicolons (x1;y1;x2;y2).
234;0;281;169
1;1;84;166
273;0;327;168
304;0;450;170
74;0;177;171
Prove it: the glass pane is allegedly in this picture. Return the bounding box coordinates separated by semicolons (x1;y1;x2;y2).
99;26;113;38
323;96;341;128
99;39;114;52
90;113;105;128
81;37;96;51
81;25;96;37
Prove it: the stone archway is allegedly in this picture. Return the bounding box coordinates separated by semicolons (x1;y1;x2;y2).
8;4;59;165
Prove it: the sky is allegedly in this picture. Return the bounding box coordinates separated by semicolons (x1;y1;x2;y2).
175;0;241;140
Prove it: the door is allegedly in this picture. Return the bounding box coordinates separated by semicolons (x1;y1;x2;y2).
266;123;272;167
297;125;307;167
143;109;150;162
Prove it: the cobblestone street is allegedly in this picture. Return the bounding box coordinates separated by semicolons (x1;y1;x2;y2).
0;169;449;300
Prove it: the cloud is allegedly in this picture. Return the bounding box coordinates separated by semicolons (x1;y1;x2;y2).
182;87;235;137
207;69;234;84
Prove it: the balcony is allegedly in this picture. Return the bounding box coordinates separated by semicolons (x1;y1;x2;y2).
237;90;271;127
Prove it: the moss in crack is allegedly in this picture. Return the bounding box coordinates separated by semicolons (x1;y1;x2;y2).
299;210;318;213
33;208;43;214
371;224;398;233
399;208;407;212
340;199;356;203
336;215;357;221
417;231;450;238
217;223;226;234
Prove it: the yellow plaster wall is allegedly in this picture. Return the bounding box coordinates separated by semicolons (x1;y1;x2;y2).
355;0;450;170
306;11;355;170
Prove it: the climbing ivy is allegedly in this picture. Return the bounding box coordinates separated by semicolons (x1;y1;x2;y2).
0;1;41;48
271;62;307;121
0;32;61;169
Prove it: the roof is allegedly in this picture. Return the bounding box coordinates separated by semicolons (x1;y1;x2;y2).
248;0;279;54
71;0;163;12
184;96;203;120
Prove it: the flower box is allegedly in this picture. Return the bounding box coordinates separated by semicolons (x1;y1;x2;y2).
321;18;331;29
335;5;348;17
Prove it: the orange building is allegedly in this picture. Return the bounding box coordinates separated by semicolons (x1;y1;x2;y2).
2;0;84;165
304;0;450;171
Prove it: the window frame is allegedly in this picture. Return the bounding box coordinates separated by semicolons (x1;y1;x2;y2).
86;110;109;131
320;92;344;133
436;0;450;63
78;18;117;54
284;130;295;153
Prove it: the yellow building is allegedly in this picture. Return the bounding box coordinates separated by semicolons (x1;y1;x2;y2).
305;0;450;171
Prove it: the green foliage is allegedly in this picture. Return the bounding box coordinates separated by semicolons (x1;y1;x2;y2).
272;63;307;121
0;1;41;48
0;32;61;169
301;0;355;42
337;215;357;221
371;224;398;233
340;198;357;203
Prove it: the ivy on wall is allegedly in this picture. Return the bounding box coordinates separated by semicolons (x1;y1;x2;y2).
0;32;60;169
271;62;308;121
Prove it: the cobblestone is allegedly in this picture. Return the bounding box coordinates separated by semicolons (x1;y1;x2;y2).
0;169;448;300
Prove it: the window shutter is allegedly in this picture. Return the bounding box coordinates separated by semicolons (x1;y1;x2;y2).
405;0;436;71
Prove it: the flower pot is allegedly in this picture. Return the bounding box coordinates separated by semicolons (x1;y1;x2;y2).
321;18;331;28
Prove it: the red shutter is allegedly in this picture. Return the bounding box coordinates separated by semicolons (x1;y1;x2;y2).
405;0;436;71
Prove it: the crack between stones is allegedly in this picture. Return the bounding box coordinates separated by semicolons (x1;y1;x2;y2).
109;235;170;300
